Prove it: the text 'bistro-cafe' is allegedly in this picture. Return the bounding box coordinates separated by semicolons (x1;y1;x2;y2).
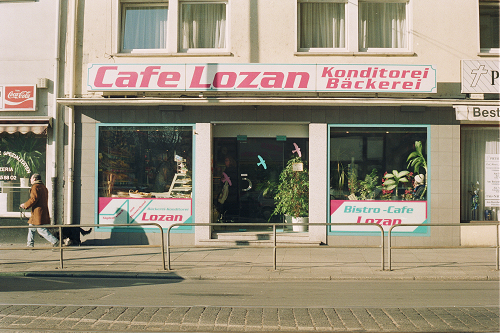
86;62;451;243
0;84;49;215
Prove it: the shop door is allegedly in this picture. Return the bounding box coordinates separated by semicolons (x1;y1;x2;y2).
213;137;308;229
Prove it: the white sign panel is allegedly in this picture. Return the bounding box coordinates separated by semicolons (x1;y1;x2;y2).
330;200;428;233
88;64;437;93
461;60;500;94
98;197;192;229
485;154;500;207
455;105;500;121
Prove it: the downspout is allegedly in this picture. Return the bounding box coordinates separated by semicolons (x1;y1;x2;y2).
51;0;62;225
66;0;78;226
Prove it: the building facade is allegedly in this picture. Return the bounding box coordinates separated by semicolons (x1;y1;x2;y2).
0;0;64;231
52;0;500;246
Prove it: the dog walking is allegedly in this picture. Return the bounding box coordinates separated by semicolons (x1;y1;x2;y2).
20;173;59;247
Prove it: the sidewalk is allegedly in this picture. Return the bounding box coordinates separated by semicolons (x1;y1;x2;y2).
0;244;499;281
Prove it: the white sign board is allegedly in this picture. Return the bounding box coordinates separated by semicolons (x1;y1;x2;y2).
88;64;437;93
485;154;500;207
455;105;500;121
461;60;500;94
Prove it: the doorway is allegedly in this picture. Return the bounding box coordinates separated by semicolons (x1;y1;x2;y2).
213;136;308;231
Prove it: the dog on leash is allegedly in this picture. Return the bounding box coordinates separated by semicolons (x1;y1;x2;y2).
50;227;92;246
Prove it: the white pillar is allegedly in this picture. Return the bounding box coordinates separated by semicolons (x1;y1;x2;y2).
194;123;212;244
309;123;328;244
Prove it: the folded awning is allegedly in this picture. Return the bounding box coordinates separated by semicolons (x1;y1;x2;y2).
0;117;52;135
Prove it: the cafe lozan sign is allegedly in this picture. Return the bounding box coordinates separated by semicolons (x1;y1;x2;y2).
0;85;36;111
87;64;437;93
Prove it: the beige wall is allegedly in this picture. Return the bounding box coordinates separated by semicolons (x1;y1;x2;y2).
74;0;482;98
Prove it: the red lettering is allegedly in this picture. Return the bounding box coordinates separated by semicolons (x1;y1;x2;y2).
158;72;180;88
190;66;211;89
366;79;376;89
403;82;413;89
411;70;422;78
379;81;389;89
238;72;260;88
285;72;310;89
213;72;237;88
261;72;284;88
116;72;138;87
321;67;334;77
94;66;117;88
140;66;161;87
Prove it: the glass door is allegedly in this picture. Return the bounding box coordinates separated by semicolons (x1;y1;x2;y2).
213;137;308;231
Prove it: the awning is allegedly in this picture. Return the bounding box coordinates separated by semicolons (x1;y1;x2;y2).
0;117;52;135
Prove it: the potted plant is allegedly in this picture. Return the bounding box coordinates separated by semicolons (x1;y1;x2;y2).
359;168;379;200
382;170;409;199
272;156;309;232
407;140;427;200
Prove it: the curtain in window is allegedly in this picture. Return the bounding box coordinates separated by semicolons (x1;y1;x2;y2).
122;6;168;50
461;128;500;220
359;2;406;49
299;3;345;49
181;3;226;49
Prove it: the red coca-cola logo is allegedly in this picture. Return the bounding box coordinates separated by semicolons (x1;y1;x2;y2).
4;86;35;110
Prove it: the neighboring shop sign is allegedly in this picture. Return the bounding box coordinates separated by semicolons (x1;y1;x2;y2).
455;105;500;121
330;200;428;234
485;154;500;207
461;60;500;94
88;64;437;93
0;85;36;111
98;197;192;230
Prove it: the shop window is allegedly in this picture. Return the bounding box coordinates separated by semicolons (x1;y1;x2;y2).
329;126;427;201
461;126;500;221
297;0;410;53
179;1;227;52
98;125;192;198
0;133;46;214
479;0;500;53
121;3;169;52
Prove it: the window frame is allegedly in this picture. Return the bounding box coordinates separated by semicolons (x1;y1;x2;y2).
119;2;170;54
296;0;412;55
178;0;229;54
478;0;500;55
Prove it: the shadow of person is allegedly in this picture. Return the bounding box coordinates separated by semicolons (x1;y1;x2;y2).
81;208;150;246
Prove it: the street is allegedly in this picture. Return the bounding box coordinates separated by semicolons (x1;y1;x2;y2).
0;277;498;332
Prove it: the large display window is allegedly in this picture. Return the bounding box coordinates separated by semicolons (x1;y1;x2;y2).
0;132;46;214
329;125;429;234
461;126;500;221
96;125;193;229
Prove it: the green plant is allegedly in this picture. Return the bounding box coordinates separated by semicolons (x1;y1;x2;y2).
348;165;359;195
1;133;44;178
407;140;427;199
359;169;379;200
272;156;309;218
382;170;410;197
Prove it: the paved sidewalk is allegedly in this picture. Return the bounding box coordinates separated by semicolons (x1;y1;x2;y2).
0;244;498;281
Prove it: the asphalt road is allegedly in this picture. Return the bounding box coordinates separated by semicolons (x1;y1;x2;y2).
0;277;498;308
0;277;498;332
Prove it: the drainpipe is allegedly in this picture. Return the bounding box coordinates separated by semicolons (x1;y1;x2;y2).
50;0;63;225
66;0;78;226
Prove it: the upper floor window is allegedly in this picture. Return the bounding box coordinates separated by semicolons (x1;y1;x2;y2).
121;4;168;52
358;1;407;51
179;1;227;52
479;0;499;53
297;0;410;54
298;1;346;50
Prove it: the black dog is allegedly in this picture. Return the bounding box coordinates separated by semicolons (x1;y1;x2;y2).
50;227;92;246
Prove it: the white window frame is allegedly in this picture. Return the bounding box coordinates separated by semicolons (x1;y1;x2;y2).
296;0;412;55
478;0;500;55
178;0;229;54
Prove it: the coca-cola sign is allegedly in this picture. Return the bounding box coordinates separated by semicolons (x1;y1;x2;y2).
0;85;36;111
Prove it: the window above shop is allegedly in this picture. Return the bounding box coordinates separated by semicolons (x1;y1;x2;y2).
117;0;229;55
121;3;169;52
479;0;499;55
297;0;412;55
